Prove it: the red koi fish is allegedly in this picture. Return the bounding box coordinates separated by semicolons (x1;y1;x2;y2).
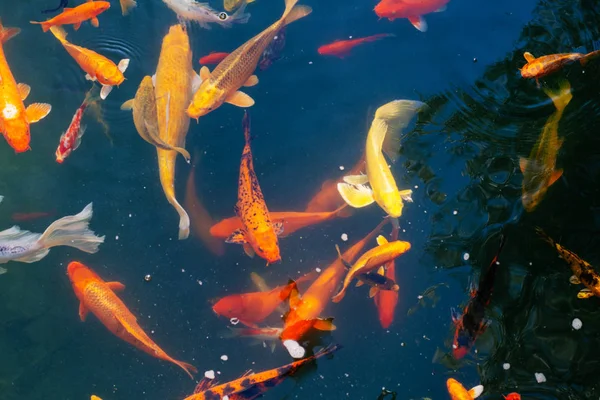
184;345;341;400
11;211;55;222
199;52;230;65
374;221;400;328
504;393;521;400
374;0;449;32
318;34;394;58
56;86;98;163
452;234;506;359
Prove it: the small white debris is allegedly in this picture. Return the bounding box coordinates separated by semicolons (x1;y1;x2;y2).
463;253;470;261
308;61;313;65
221;355;228;361
341;233;348;241
452;344;458;349
197;280;203;286
223;396;229;400
204;370;215;380
572;318;583;330
115;235;119;240
503;363;510;370
230;317;240;325
339;165;345;170
414;185;419;189
283;339;305;359
535;372;546;383
417;295;423;300
128;213;132;218
453;210;458;215
316;267;322;273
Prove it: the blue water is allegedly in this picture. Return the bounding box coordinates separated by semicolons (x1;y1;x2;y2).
2;0;600;398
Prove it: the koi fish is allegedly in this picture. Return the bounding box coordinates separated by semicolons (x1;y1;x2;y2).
163;0;250;29
504;393;521;400
11;211;55;222
536;227;600;299
91;396;102;400
259;26;286;71
187;0;312;119
183;345;341;400
446;378;483;400
354;264;399;296
120;76;190;162
0;23;51;153
520;50;600;83
226;112;282;264
31;0;110;32
67;261;197;378
281;219;389;342
520;80;571;212
199;52;230;65
374;221;399;328
318;34;394;58
49;26;129;100
184;154;225;256
452;234;506;359
0;203;103;274
332;235;410;303
337;100;427;218
374;0;449;32
153;24;202;240
56;86;100;163
119;0;136;15
42;0;69;14
210;204;350;240
224;0;255;12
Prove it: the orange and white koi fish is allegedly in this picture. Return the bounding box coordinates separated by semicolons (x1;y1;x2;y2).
0;23;51;153
31;0;110;32
318;34;394;58
184;345;341;400
332;234;410;303
49;26;129;99
56;86;99;163
187;0;312;119
374;221;399;328
225;112;282;264
119;0;137;15
153;24;202;240
211;204;350;240
520;50;600;83
337;100;427;218
446;378;483;400
67;261;197;378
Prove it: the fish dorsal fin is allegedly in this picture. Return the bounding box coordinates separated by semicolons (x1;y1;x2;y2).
225;90;255;108
376;235;388;246
468;385;484;399
519;157;527;173
199;66;211;80
0;226;38;241
120;99;134;111
106;281;125;292
524;52;535;62
17;83;30;100
549;169;563;185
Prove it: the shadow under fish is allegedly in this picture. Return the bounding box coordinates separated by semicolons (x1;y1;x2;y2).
42;0;68;14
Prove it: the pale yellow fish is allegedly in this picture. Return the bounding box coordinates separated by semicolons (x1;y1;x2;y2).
187;0;312;119
121;76;190;162
154;24;202;240
337;100;427;218
120;0;137;15
224;0;255;12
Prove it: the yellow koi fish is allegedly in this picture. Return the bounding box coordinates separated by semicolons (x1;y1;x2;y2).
224;0;255;12
520;80;572;212
187;0;312;119
153;24;202;239
337;100;427;218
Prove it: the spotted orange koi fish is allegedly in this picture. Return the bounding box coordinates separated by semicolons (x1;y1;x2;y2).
520;50;600;83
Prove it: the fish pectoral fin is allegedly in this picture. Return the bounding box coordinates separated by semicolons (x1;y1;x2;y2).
549;169;563;185
355;280;364;287
120;99;134;111
85;73;96;82
191;71;202;93
368;286;379;298
226;229;247;244
91;17;99;28
408;15;427;32
79;302;89;321
106;281;126;292
25;103;52;123
199;66;211;80
519;157;528;173
72;125;86;150
100;85;113;100
524;52;536;62
73;22;82;30
569;275;581;285
243;243;255;258
313;317;336;331
343;174;369;185
17;83;31;100
118;59;130;73
376;235;389;246
468;385;484;399
0;267;7;275
337;182;375;208
225;90;255;108
243;75;259;87
272;221;284;236
578;288;595;299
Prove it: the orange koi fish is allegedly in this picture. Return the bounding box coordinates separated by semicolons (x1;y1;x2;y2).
11;211;55;222
67;261;197;378
0;23;51;153
225;112;282;264
184;154;225;256
504;394;521;400
318;34;394;58
446;378;483;400
49;26;129;100
199;52;230;65
281;219;389;342
520;50;600;83
187;0;312;119
31;0;110;32
374;221;399;328
184;345;341;400
211;204;350;240
332;234;410;303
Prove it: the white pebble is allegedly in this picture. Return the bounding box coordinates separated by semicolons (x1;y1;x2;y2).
463;253;470;261
283;339;305;359
572;318;583;330
503;363;510;370
230;317;240;325
535;372;546;383
453;210;458;215
315;267;322;273
339;165;345;170
341;233;348;241
221;355;228;361
204;370;215;379
308;61;313;65
115;235;119;240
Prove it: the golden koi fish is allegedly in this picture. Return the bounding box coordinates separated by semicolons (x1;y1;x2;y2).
337;100;427;218
187;0;312;119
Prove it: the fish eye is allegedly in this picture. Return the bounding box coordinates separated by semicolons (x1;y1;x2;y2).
258;246;264;253
218;12;228;20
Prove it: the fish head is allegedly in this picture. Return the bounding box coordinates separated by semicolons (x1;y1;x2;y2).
212;295;245;318
2;109;31;153
97;1;111;11
67;261;99;294
254;236;281;265
374;1;403;18
187;82;223;119
97;66;125;87
380;192;404;218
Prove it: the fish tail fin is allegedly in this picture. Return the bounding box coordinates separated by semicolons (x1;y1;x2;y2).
172;359;197;380
581;49;600;65
542;80;572;113
230;0;251;24
49;25;68;43
0;21;20;44
168;194;190;240
373;100;428;161
335;203;354;218
535;226;555;246
282;0;312;27
37;203;105;253
120;0;137;15
364;33;395;43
